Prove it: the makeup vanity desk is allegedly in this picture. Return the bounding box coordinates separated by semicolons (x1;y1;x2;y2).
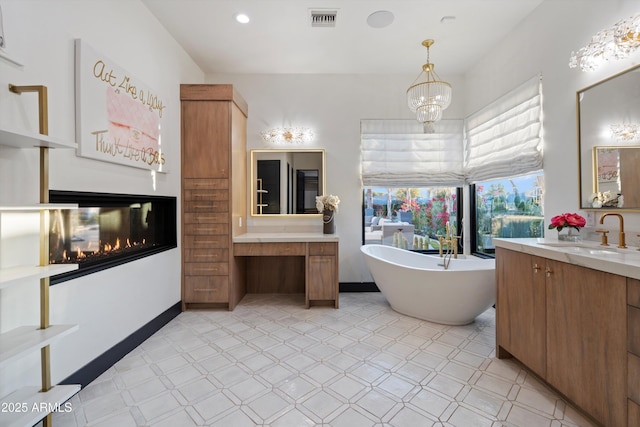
233;233;339;308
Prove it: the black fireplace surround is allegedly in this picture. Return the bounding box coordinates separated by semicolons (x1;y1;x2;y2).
49;190;177;284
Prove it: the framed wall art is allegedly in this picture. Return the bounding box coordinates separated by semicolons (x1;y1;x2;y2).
75;39;167;171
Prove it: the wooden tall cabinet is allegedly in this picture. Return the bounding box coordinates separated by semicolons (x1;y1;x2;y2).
180;84;247;311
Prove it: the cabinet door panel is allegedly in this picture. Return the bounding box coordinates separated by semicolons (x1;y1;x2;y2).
307;256;336;300
546;260;626;427
181;102;230;178
496;248;546;377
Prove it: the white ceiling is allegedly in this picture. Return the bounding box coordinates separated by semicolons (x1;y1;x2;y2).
141;0;544;75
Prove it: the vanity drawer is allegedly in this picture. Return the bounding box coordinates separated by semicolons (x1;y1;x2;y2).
630;278;640;309
309;242;337;256
183;212;227;224
184;262;229;276
184;235;229;249
184;178;229;190
184;276;228;303
184;199;228;213
184;223;228;235
184;249;228;263
630;306;640;356
184;189;229;202
234;242;306;256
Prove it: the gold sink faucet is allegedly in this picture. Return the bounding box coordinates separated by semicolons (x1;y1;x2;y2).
599;212;626;248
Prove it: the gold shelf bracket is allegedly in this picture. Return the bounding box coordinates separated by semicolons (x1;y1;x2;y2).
8;84;49;135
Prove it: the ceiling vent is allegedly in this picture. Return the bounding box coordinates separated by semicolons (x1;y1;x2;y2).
310;10;337;27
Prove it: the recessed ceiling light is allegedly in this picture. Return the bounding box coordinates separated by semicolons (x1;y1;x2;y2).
367;10;394;29
235;13;250;24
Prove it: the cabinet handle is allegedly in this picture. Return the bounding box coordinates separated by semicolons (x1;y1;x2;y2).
533;263;541;272
545;267;553;277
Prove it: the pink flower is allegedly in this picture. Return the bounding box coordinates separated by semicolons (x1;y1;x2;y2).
548;213;586;232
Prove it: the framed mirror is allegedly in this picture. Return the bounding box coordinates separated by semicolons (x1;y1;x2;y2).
250;149;325;216
578;64;640;210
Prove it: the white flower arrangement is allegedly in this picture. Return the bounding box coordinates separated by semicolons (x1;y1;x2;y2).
589;191;624;208
316;194;340;212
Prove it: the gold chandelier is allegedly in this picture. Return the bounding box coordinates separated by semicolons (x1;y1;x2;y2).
407;39;452;127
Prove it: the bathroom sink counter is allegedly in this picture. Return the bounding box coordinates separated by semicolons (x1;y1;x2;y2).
493;237;640;280
233;232;339;243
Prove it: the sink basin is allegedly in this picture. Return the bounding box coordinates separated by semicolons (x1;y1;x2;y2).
537;242;624;256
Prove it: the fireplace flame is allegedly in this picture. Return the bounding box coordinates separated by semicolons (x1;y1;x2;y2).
76;247;86;259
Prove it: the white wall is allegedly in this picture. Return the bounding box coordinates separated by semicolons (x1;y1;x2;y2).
0;0;203;396
206;73;467;283
211;1;640;283
464;0;640;240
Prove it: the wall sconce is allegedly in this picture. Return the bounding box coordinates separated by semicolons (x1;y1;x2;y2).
260;127;314;144
569;13;640;72
610;123;640;141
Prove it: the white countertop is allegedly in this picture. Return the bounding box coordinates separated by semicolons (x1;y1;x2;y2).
493;237;640;280
233;232;339;243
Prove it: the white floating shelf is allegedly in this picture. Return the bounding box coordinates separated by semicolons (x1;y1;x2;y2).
0;50;24;68
0;324;79;368
0;265;78;289
0;385;81;427
0;127;76;149
0;203;78;212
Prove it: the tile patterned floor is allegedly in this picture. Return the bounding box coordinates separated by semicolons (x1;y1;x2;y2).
50;293;597;426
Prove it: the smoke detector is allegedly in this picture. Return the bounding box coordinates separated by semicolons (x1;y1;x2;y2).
310;9;337;27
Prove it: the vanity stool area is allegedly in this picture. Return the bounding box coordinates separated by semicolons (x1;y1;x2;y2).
494;237;640;427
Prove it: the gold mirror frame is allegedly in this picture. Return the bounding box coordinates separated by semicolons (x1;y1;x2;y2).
577;63;640;211
250;149;325;217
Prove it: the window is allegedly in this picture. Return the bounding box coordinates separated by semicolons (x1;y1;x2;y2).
472;172;544;255
363;186;460;251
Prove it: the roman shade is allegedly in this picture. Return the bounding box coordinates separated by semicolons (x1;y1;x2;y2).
361;119;464;187
464;75;543;183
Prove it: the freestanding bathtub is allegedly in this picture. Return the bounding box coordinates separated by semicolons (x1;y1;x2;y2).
360;244;495;325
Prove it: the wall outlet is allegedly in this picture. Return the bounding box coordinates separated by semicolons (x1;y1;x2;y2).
586;211;595;227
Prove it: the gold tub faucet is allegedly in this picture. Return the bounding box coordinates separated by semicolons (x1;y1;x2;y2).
599;212;626;248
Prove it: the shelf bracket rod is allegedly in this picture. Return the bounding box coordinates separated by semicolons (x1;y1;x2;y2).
8;84;48;135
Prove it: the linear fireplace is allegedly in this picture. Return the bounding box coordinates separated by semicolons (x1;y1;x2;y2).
49;190;177;284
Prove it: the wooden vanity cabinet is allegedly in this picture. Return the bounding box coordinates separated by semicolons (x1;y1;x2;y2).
180;85;247;311
496;248;627;427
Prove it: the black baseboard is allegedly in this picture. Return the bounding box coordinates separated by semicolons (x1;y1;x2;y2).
339;282;380;292
60;301;182;388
